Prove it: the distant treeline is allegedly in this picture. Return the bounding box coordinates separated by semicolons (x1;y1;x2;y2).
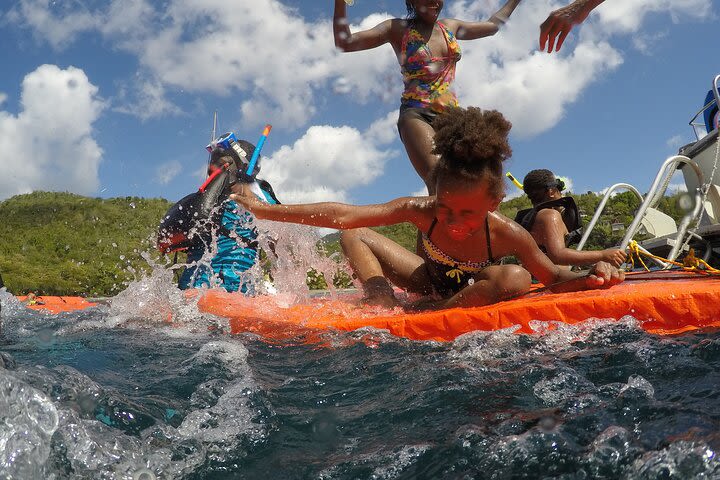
0;189;689;296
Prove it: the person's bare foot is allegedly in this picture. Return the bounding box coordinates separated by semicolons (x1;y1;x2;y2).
359;276;401;309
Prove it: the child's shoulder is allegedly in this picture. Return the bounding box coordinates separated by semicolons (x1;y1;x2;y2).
534;207;563;224
492;211;533;238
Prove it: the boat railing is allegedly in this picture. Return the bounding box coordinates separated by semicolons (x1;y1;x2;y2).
619;155;705;265
576;183;673;269
576;183;643;251
688;74;720;140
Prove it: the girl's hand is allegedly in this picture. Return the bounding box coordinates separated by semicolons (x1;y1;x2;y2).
585;261;624;288
229;192;263;213
602;248;628;267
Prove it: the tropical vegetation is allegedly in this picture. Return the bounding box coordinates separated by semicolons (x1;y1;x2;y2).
0;189;689;295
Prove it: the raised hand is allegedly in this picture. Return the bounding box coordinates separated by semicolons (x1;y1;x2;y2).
539;0;603;53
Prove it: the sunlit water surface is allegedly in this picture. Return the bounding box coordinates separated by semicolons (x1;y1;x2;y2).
1;276;720;479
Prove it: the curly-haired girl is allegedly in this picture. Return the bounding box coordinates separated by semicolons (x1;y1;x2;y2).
230;107;623;309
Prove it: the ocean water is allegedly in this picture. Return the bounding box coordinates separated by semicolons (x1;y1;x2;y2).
1;283;720;479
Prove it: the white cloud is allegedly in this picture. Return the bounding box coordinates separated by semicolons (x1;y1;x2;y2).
411;185;429;197
557;175;574;193
113;77;182;121
592;0;712;35
0;65;105;200
447;0;709;136
632;30;669;55
5;0;714;136
101;0;155;40
365;110;401;146
192;163;208;182
263;122;394;204
668;181;688;194
5;0;99;49
155;160;182;185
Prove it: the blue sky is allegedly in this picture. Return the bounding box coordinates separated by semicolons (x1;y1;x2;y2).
0;0;717;206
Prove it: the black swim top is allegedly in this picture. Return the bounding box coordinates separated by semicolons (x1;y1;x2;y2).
514;196;583;250
421;216;495;296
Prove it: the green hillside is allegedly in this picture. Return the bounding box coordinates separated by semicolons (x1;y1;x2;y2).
0;192;172;296
0;189;688;296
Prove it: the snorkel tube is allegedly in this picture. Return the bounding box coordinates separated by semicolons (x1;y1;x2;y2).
157;163;237;253
506;172;524;191
507;172;569;194
246;125;272;177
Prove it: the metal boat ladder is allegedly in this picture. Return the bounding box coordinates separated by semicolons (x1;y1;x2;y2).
578;75;720;268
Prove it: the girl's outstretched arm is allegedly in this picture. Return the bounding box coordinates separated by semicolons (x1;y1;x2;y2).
230;191;430;230
333;0;399;52
533;209;627;267
497;218;624;291
445;0;522;40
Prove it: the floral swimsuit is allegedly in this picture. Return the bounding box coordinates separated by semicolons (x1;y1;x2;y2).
400;21;462;113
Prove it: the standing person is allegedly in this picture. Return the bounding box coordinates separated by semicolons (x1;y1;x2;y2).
230;107;623;309
515;169;626;267
333;0;523;193
158;137;280;294
539;0;605;53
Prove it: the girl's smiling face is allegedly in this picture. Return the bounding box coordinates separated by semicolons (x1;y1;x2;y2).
410;0;444;24
434;173;502;241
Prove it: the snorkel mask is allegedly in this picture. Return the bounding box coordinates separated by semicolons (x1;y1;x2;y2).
206;125;272;182
206;132;246;158
550;178;565;192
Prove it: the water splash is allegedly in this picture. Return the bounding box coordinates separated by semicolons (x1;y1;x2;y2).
0;371;59;478
256;219;354;301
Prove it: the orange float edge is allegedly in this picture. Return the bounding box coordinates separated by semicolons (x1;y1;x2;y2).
12;272;720;341
196;273;720;341
16;295;98;315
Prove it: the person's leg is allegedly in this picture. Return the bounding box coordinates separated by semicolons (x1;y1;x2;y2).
442;265;532;309
397;113;440;195
340;228;432;306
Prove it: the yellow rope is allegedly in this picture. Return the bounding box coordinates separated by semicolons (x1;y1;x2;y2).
626;240;720;275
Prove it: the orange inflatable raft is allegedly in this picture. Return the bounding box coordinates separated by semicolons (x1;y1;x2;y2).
13;271;720;341
16;295;97;314
196;271;720;341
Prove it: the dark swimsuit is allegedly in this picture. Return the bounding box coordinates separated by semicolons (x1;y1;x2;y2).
514;196;583;252
421;217;496;296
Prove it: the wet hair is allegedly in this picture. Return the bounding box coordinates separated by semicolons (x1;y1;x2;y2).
431;106;512;198
523;169;558;205
405;1;415;19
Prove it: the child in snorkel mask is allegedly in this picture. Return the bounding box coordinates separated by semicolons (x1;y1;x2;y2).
172;133;279;293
